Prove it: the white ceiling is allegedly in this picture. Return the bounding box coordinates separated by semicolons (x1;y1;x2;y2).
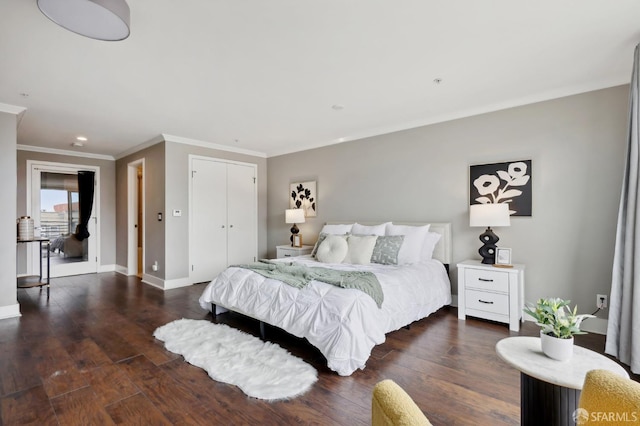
1;1;639;159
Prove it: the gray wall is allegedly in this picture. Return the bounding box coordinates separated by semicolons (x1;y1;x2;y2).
267;86;629;319
116;142;166;279
16;150;117;269
115;140;268;283
0;112;17;310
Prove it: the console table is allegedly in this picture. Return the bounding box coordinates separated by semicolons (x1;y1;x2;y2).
17;238;51;298
496;336;628;426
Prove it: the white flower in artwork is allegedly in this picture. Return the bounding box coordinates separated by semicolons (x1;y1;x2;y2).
474;175;500;195
474;161;530;207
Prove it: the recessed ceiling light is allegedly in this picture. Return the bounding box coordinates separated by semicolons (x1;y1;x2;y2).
76;136;88;141
331;104;344;111
71;141;84;147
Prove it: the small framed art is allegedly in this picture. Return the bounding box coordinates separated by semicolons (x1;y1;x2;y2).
495;247;512;267
293;234;303;247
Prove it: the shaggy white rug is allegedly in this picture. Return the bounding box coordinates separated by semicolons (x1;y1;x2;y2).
153;318;317;401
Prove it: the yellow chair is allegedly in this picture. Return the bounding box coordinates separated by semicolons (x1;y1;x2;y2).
577;369;640;425
372;379;432;426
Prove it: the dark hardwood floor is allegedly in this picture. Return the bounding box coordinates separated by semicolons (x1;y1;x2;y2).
0;272;635;425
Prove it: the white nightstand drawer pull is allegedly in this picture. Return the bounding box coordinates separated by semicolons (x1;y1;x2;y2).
284;254;291;257
478;299;494;304
479;278;494;282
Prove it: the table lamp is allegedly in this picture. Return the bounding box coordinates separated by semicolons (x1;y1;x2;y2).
470;203;511;264
285;209;305;246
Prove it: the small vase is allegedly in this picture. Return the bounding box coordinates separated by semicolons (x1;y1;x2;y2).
540;331;573;361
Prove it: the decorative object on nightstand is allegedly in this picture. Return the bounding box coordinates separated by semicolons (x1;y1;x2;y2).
276;245;313;259
285;208;305;246
469;203;511;264
494;247;513;268
457;259;525;331
523;298;594;361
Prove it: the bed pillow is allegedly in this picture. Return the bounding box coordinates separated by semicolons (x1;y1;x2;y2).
370;235;405;265
385;223;431;265
343;235;378;264
316;235;349;264
421;231;442;260
320;223;354;235
351;222;390;236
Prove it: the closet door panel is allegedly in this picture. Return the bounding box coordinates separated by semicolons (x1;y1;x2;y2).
226;163;257;266
191;159;228;282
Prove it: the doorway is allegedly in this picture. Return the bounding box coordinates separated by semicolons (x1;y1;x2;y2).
28;161;99;277
127;159;144;277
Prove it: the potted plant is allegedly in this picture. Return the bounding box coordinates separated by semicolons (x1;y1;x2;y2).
523;298;594;361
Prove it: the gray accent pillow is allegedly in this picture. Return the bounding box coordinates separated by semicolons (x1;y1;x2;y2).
370;235;405;265
311;233;329;257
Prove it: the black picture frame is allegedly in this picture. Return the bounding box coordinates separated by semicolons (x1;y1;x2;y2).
470;160;532;216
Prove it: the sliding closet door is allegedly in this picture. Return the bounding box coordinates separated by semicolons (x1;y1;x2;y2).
226;163;257;266
190;158;227;283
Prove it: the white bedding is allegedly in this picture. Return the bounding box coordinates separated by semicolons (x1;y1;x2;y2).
198;255;451;376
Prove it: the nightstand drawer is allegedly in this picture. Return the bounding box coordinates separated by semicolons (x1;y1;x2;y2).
465;289;509;315
464;268;509;293
276;245;313;259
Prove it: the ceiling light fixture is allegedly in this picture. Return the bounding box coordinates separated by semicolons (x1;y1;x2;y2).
76;136;88;141
37;0;131;41
72;141;84;147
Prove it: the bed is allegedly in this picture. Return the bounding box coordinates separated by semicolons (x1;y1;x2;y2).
198;222;452;376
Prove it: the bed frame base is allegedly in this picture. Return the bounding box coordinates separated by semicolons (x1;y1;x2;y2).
211;303;267;340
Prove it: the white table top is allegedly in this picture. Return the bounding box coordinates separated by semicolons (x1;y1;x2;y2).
496;336;629;390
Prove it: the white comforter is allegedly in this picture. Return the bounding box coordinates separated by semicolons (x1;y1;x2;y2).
198;256;451;376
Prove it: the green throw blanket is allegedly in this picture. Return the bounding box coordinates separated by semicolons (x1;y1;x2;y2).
232;260;384;308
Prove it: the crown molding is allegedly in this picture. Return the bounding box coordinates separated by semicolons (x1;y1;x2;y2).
162;134;267;158
17;144;115;161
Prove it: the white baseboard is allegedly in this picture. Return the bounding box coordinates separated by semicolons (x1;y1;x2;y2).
142;273;165;289
580;317;608;335
163;277;192;290
115;264;129;275
98;264;116;273
0;303;21;320
522;316;608;335
141;274;193;290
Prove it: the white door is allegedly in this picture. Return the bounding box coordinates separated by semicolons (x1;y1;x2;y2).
190;158;228;283
227;163;257;266
29;162;98;277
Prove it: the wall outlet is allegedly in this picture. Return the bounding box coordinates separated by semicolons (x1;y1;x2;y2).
152;261;158;272
596;294;607;309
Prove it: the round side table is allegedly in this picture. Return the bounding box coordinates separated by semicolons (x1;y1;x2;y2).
496;336;628;426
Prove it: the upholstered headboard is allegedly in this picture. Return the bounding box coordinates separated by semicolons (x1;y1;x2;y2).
325;221;452;266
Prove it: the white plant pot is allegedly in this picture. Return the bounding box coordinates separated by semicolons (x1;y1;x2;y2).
540;331;574;361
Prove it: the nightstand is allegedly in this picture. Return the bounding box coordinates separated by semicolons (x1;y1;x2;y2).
276;245;313;259
457;259;525;331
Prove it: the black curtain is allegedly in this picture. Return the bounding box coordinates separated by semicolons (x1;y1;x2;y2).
74;171;95;241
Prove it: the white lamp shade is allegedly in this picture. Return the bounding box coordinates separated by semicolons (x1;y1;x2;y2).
38;0;131;41
285;209;305;224
469;203;511;227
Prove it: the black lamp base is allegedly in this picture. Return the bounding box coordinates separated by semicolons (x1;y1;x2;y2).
290;224;299;246
478;227;499;264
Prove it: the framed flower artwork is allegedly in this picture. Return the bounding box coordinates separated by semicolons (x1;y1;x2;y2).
469;160;532;216
290;181;317;217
